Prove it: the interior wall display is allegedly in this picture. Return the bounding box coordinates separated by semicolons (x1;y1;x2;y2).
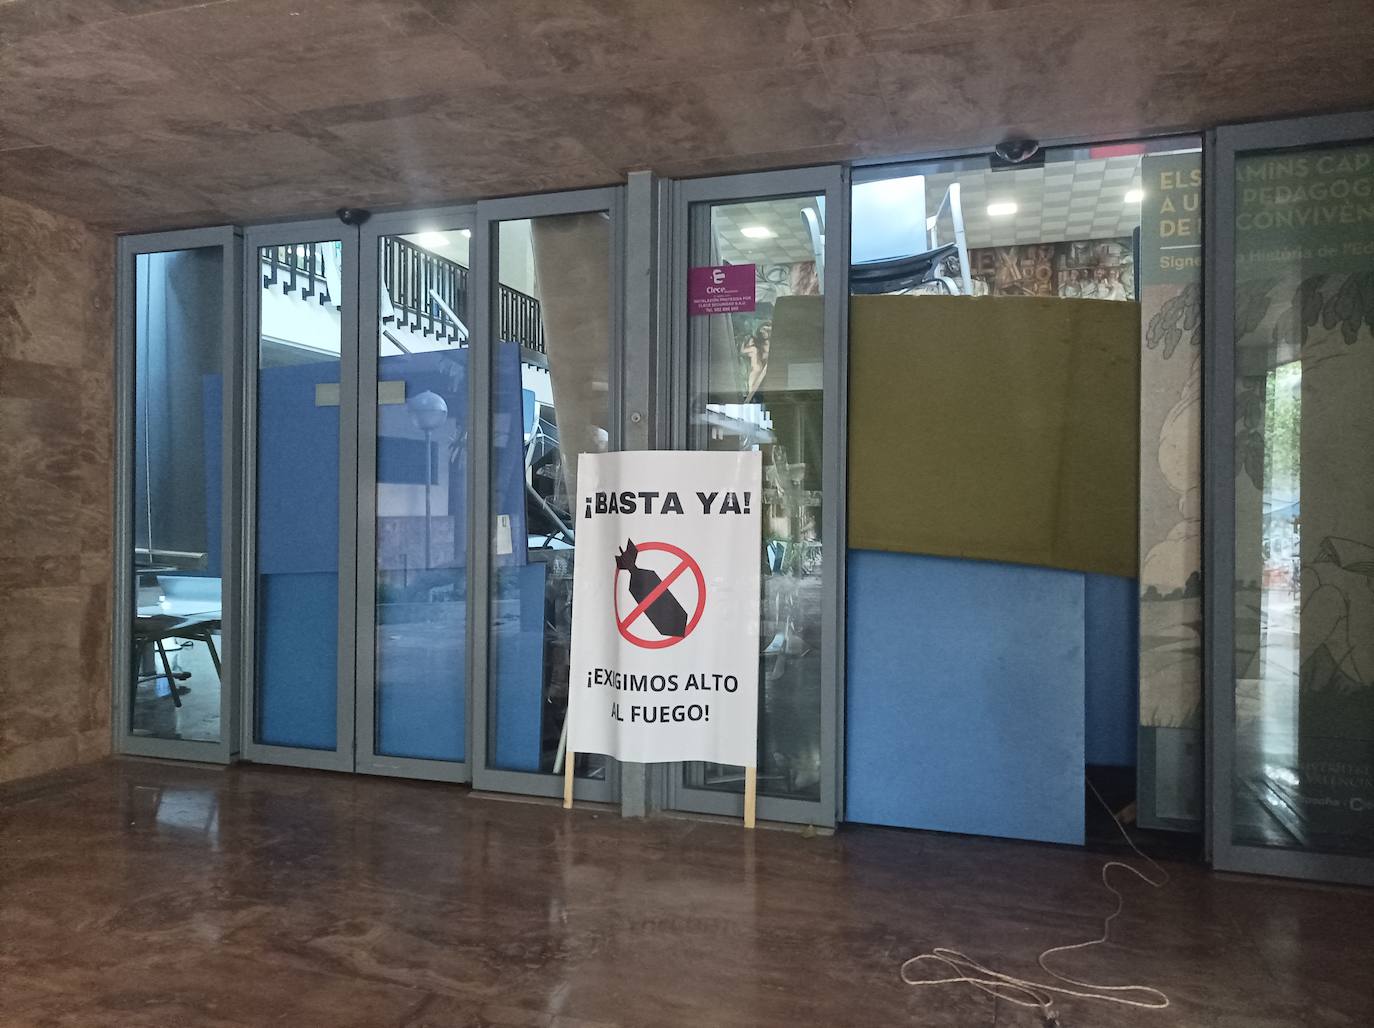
1230;142;1374;852
1137;149;1204;829
566;451;763;768
968;239;1135;299
847;295;1140;578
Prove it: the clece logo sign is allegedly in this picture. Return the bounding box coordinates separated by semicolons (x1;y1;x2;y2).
688;263;756;315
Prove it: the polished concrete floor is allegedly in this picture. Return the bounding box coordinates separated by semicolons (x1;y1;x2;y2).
2;761;1371;1027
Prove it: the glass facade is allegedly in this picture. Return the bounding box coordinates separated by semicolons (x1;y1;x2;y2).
371;229;473;764
129;247;226;744
486;212;613;782
252;239;344;751
112;116;1374;880
1229;139;1374;858
843;150;1155;845
683;194;828;803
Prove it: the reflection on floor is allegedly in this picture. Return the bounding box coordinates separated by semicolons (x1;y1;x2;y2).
3;761;1372;1027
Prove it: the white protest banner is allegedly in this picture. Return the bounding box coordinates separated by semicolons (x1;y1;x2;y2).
567;450;762;767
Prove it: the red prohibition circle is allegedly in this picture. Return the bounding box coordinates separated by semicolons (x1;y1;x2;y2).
613;541;707;649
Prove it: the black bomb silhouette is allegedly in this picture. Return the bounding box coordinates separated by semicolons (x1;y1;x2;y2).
615;540;689;638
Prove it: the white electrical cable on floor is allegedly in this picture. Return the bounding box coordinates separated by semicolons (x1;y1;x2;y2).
899;780;1170;1026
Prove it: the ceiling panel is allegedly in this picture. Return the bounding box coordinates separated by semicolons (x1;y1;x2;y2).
0;0;1369;229
712;197;821;267
918;156;1146;249
695;154;1152;271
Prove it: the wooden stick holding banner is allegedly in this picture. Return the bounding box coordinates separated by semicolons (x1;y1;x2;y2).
744;766;757;829
563;750;575;809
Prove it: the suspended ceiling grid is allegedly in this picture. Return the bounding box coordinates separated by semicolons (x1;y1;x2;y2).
708;155;1150;268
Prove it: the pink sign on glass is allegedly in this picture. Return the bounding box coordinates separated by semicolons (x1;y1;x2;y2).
688;264;756;315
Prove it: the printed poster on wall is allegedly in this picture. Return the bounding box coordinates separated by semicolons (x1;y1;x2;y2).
567;451;762;765
1137;149;1204;827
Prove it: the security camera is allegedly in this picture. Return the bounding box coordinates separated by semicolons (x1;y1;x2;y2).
993;139;1040;165
337;207;371;226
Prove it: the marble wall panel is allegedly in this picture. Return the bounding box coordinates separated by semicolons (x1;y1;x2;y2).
0;192;114;783
0;0;1370;230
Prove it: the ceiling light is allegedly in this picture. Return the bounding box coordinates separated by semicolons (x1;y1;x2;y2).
415;231;449;249
986;201;1018;217
740;225;775;239
1125;188;1144;203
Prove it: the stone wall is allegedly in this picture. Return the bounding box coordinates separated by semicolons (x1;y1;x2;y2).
0;192;114;783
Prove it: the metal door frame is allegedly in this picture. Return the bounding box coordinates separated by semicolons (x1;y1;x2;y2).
664;166;849;827
113;226;242;764
355;206;476;783
240;218;359;772
1205;109;1374;885
469;186;625;803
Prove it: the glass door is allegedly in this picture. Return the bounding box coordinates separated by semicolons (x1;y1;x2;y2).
131;196;631;792
667;168;847;827
1208;111;1374;884
470;188;622;803
355;208;476;782
115;228;241;764
242;220;358;771
237;198;624;792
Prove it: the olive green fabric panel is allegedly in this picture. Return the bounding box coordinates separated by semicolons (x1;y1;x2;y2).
847;296;1140;578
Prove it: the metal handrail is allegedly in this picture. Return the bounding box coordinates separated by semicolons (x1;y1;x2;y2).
261;237;546;353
